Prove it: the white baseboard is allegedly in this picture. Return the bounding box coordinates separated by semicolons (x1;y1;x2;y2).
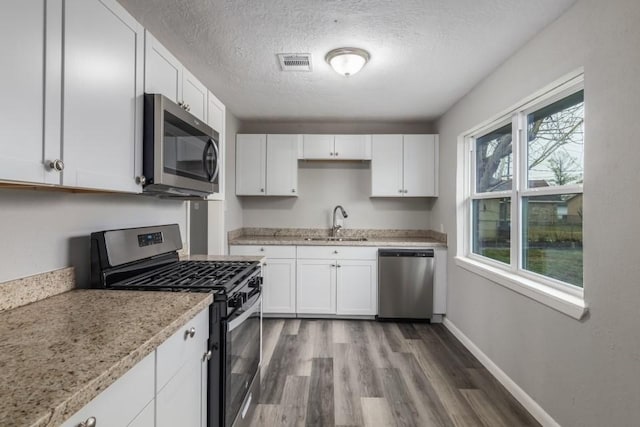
443;318;561;427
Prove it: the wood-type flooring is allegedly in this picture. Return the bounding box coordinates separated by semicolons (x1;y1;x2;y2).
249;319;539;427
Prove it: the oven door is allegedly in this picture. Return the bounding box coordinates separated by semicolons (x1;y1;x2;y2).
225;295;261;427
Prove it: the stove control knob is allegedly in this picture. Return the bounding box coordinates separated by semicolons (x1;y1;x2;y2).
228;297;241;308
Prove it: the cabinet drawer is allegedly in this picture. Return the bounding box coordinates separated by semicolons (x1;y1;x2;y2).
156;307;208;391
296;246;377;260
230;244;296;258
61;351;155;427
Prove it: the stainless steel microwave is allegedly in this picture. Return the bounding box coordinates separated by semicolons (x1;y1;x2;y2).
142;93;220;198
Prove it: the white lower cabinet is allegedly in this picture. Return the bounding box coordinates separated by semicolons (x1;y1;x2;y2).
61;307;209;427
296;259;336;314
336;260;377;316
263;258;296;314
296;247;377;316
229;245;297;314
60;351;155;427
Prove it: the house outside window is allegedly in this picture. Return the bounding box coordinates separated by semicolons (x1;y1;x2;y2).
465;75;584;295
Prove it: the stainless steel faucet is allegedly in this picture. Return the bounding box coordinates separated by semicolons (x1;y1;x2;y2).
332;205;348;237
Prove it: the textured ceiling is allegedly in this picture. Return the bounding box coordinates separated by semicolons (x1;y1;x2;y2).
118;0;576;121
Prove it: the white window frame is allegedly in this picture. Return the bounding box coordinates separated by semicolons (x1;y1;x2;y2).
456;70;588;320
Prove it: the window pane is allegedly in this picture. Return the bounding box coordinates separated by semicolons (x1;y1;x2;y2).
522;194;583;287
472;198;511;264
475;124;513;193
527;90;584;188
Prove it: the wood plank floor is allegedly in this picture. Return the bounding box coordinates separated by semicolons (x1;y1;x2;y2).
250;319;540;427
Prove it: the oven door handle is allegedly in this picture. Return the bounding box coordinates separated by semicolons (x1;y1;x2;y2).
228;296;261;332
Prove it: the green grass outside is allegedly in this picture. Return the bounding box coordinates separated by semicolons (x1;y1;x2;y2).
480;247;583;287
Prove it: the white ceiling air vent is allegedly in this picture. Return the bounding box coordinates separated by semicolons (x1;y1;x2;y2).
277;53;312;72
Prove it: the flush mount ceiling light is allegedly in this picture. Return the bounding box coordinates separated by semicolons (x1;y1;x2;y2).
325;47;370;77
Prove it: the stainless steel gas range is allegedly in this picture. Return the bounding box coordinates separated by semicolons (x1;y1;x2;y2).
90;224;261;427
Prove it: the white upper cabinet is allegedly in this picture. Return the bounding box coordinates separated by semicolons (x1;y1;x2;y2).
62;0;143;193
302;134;372;160
182;68;207;122
404;134;438;197
144;31;209;123
144;31;182;104
266;134;299;196
371;134;438;197
0;0;60;185
236;134;266;196
371;135;404;196
206;91;226;201
334;135;372;159
302;134;334;159
236;134;300;196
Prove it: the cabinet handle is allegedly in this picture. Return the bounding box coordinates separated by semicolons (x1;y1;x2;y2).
135;175;146;185
203;350;212;362
185;327;196;339
78;417;96;427
49;159;64;172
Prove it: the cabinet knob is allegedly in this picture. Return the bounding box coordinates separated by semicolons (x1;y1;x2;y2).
333;250;338;254
331;264;336;267
260;188;265;193
337;264;341;268
404;189;408;194
186;104;191;112
398;189;403;193
203;350;212;362
178;101;184;107
330;152;334;156
185;327;196;339
135;175;146;185
335;152;339;156
78;417;96;427
49;159;64;172
292;189;296;193
260;247;265;252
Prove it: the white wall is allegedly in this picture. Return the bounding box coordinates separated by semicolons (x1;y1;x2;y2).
432;0;640;425
0;189;185;286
224;112;244;238
238;120;435;229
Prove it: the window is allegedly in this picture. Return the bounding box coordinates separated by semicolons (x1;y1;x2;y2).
467;78;584;292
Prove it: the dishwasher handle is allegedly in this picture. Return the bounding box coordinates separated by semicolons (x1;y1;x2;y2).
378;249;434;257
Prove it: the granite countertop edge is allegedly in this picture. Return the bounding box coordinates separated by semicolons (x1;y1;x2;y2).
228;237;447;248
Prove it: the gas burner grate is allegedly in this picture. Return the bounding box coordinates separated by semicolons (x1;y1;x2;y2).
110;261;258;292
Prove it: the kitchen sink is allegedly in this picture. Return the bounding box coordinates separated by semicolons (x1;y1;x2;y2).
304;237;368;242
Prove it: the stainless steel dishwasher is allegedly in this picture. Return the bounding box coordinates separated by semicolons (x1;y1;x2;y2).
378;249;434;320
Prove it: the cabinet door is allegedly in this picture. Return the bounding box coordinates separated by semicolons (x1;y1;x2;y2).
403;134;437;197
266;134;300;196
156;354;203;427
296;259;336;314
144;30;183;104
206;91;226;201
302;134;335;159
127;399;155;427
334;135;372;160
182;68;207;122
0;0;59;185
61;351;155;427
62;0;143;193
336;260;377;315
236;134;266;195
263;258;296;314
371;135;404;196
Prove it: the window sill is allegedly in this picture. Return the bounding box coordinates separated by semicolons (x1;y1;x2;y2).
455;256;588;320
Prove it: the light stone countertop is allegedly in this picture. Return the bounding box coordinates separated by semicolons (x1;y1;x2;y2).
0;289;213;427
228;228;447;248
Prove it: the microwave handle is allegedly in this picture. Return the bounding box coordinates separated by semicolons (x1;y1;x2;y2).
210;138;220;182
202;139;219;183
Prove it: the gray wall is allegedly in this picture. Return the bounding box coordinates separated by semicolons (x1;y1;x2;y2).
432;0;640;425
0;189;185;286
238;120;435;229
